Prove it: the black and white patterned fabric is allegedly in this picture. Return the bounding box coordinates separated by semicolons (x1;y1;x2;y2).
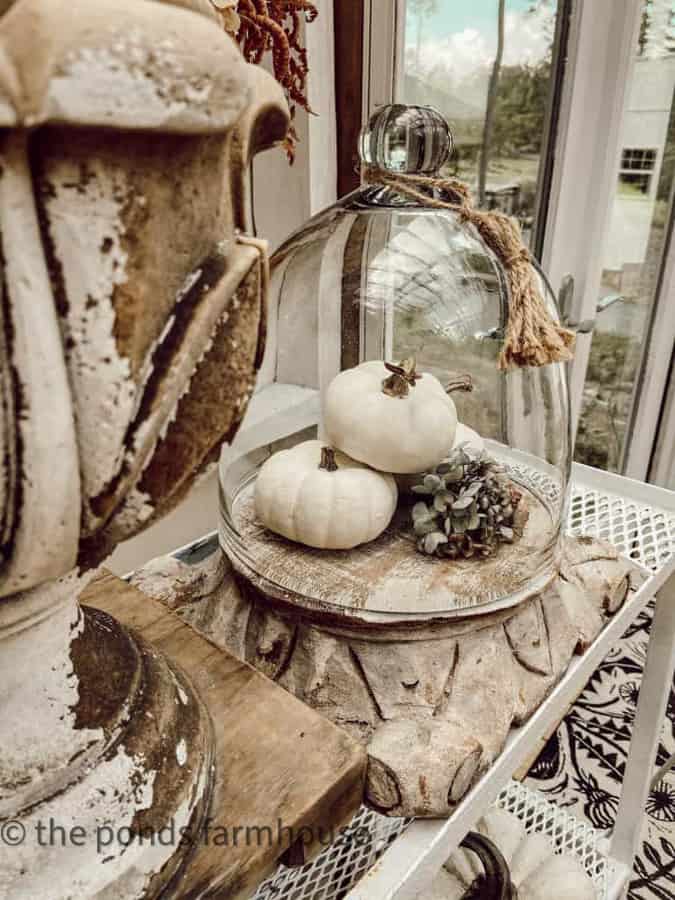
525;600;675;899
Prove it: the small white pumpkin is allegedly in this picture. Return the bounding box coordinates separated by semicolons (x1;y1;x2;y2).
255;440;398;550
454;423;485;457
426;808;595;900
324;358;471;474
395;422;486;495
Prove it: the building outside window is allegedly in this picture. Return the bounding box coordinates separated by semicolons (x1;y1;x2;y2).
619;148;658;196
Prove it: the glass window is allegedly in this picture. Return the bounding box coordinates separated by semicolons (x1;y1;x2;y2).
619;147;658;195
621;147;657;170
574;0;675;472
618;171;652;195
394;0;675;477
399;0;563;246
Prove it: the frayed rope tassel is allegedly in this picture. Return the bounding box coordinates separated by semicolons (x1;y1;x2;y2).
361;165;576;370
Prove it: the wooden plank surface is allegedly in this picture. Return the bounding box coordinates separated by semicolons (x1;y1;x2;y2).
232;484;555;619
83;572;367;900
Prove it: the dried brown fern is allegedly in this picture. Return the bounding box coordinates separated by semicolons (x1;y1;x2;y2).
211;0;318;160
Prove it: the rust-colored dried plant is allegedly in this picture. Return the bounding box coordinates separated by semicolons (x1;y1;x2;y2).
211;0;318;160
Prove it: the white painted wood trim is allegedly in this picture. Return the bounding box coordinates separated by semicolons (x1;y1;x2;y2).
363;0;405;117
306;0;338;214
650;362;675;487
250;11;337;250
623;213;675;480
541;0;643;431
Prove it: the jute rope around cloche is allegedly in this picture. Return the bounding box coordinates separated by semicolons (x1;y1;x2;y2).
361;165;576;370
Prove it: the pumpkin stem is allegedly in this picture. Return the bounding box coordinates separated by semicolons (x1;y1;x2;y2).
446;374;473;395
319;446;339;472
382;357;423;398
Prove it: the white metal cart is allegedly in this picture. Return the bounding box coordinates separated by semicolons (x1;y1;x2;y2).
244;462;675;900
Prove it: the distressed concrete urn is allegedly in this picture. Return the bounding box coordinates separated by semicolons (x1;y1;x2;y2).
0;0;288;896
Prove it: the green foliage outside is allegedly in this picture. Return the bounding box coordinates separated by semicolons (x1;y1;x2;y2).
492;62;552;157
444;59;550;233
447;61;550;167
575;332;642;471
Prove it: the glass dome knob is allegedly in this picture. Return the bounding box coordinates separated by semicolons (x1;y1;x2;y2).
358;103;453;175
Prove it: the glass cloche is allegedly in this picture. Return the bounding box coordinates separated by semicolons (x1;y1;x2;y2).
220;104;571;622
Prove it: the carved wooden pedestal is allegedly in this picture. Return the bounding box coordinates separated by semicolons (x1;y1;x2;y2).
133;535;633;819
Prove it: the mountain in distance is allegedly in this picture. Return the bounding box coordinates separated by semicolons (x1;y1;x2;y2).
402;73;486;147
403;73;485;118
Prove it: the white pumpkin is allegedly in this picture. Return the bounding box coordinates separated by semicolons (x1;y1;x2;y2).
454;423;485;457
255;440;397;550
395;422;486;495
425;808;595;900
324;359;468;474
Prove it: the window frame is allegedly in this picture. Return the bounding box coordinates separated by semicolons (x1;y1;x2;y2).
649;351;675;487
362;0;664;457
621;148;657;170
618;146;658;195
362;0;675;483
623;192;675;481
535;0;643;429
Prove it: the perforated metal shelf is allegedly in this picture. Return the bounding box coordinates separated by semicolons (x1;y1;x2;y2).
568;463;675;572
249;809;408;900
499;781;613;898
250;782;611;899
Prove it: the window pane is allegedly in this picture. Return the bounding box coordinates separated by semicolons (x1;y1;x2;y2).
398;0;562;246
574;0;675;472
653;358;675;487
618;172;652;194
621;147;658;171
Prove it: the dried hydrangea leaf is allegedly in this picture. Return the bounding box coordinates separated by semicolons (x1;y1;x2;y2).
414;519;437;537
434;491;455;512
424;474;443;491
452;495;474;512
423;531;448;554
412;501;432;521
464;481;482;497
412;484;434;495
